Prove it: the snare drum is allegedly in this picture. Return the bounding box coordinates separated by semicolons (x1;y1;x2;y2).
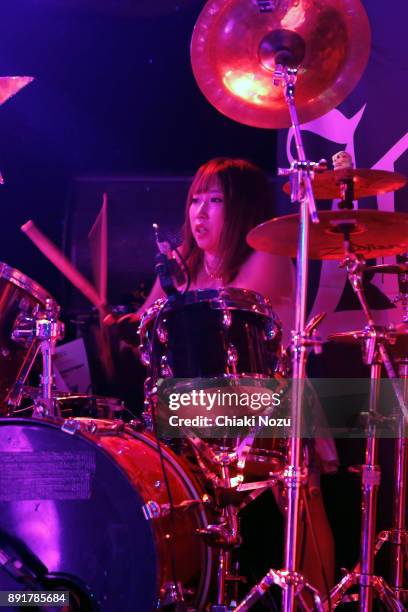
0;417;212;610
0;263;51;408
139;288;282;380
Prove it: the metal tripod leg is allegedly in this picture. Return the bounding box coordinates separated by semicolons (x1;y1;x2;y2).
234;569;323;611
327;572;404;611
327;253;407;611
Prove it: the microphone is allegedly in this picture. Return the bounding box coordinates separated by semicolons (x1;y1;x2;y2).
153;224;184;299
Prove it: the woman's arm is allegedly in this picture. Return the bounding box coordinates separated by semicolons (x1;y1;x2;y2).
232;251;295;345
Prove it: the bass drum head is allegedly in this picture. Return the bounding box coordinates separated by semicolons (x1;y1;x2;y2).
0;418;211;611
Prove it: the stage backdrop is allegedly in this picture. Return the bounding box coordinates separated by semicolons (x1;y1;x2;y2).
277;1;408;341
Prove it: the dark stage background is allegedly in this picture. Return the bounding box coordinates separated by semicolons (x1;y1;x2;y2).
0;0;278;307
0;0;407;600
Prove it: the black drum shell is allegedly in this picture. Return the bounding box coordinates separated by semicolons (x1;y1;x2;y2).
140;288;282;379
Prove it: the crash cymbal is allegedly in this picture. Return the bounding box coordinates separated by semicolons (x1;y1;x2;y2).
365;263;408;275
283;168;407;200
247;210;408;260
0;76;34;106
191;0;371;129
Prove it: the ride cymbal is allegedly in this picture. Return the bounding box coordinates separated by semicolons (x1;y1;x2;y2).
191;0;371;128
247;210;408;260
283;168;407;200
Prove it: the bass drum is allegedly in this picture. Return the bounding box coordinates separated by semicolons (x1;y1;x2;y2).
0;418;212;611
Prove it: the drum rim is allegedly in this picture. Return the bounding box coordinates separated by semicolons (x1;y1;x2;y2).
145;287;278;319
0;262;51;304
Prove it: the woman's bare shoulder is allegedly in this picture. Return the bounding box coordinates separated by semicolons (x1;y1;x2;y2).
231;250;295;304
243;250;292;268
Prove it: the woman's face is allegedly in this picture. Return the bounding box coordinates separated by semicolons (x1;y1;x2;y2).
189;175;225;255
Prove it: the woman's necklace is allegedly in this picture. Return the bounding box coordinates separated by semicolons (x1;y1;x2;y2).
204;258;222;280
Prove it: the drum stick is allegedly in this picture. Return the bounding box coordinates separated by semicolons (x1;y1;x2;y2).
21;220;104;309
88;193;108;304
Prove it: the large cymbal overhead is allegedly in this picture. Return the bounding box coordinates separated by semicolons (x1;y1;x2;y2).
247;210;408;260
0;76;34;106
191;0;371;129
283;168;407;200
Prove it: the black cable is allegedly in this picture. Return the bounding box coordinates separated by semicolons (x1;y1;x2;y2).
174;245;191;294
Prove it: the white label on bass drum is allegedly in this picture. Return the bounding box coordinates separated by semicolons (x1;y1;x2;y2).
0;451;96;501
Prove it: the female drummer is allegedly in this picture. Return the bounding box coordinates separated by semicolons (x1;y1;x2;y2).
131;157;335;595
138;157;294;336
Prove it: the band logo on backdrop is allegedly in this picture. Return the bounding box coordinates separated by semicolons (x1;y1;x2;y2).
283;106;408;339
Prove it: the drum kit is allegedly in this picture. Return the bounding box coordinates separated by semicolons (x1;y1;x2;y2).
0;0;408;611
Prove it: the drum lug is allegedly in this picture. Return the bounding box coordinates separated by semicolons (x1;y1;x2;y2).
160;355;173;377
128;418;145;432
157;319;168;344
159;582;189;607
139;345;151;367
264;320;278;341
11;313;36;345
61;418;81;435
221;309;232;329
227;343;238;373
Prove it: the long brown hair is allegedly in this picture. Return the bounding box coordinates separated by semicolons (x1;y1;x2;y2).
182;158;274;283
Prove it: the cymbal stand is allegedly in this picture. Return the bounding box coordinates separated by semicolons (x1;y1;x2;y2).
373;258;408;603
8;298;64;417
327;239;405;611
374;356;408;604
393;252;408;324
235;65;323;612
6;341;40;412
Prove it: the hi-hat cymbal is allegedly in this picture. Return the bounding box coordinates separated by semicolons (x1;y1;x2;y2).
283;168;407;200
328;328;403;344
329;324;408;355
0;76;34;106
365;264;408;275
247;210;408;260
191;0;371;129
